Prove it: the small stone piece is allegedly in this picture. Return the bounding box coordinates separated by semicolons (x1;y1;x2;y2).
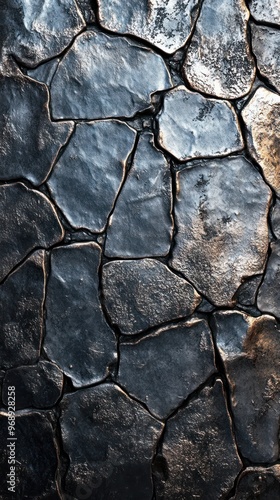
248;0;280;26
118;319;216;419
48;120;136;233
257;242;280;317
171;157;271;306
76;0;95;23
213;311;280;462
0;183;63;282
157;86;243;161
271;200;280;239
235;275;263;306
234;465;280;499
45;243;117;387
102;259;201;335
27;58;60;86
105;132;173;257
97;0;201;54
156;380;242;499
50;30;171;119
183;0;255;99
242;87;280;196
251;24;280;94
60;383;163;499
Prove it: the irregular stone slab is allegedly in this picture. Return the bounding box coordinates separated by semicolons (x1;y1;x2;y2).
27;57;60;86
156;380;242;499
60;383;163;499
257;242;280;317
2;361;63;410
0;183;63;282
45;243;117;387
234;465;280;499
76;0;95;23
271;200;280;239
157;86;243;161
118;319;216;419
235;275;263;306
213;311;280;462
0;251;45;369
242;87;280;195
102;259;201;335
50;30;172;119
252;25;280;94
183;0;255;99
248;0;280;26
0;74;73;185
97;0;201;54
105;132;173;257
48;120;136;233
170;157;271;306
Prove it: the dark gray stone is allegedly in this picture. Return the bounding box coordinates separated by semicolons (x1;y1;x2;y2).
48;120;136;233
236;275;263;306
271;200;280;239
45;243;117;387
248;0;280;26
252;24;280;94
257;242;280;317
76;0;95;23
50;30;172;119
234;465;280;500
213;311;280;462
105;132;173;257
157;86;243;161
102;259;201;335
183;0;255;99
60;383;163;500
156;380;242;499
0;74;73;185
170;157;271;306
27;58;60;86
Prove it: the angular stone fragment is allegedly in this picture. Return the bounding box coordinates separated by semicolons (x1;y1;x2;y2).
156;380;242;499
0;183;63;282
50;30;172;119
271;200;280;239
60;383;163;499
242;87;280;195
157;86;243;161
2;361;63;410
105;132;173;257
45;243;117;387
252;25;280;94
27;57;60;86
0;74;74;185
48;120;136;233
76;0;95;23
235;275;262;306
183;0;255;99
248;0;280;26
171;157;271;306
102;259;201;335
213;311;280;462
257;242;280;317
97;0;201;54
234;465;280;499
118;319;216;419
0;251;45;369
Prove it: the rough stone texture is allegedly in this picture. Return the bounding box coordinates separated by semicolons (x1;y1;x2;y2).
234;465;280;499
105;132;173;257
50;30;172;120
118;319;216;419
60;383;163;500
48;120;136;232
235;275;263;306
45;243;117;387
213;311;280;462
248;0;280;26
156;380;242;499
170;157;271;306
271;200;280;239
157;86;243;161
76;0;95;23
242;87;280;196
102;259;201;335
183;0;255;99
251;24;280;94
0;251;45;369
0;182;64;282
27;57;60;86
0;74;74;185
97;0;201;54
257;242;280;317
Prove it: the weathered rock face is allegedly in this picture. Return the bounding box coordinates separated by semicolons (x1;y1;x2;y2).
183;0;255;99
48;120;136;233
45;243;117;387
248;0;280;25
251;25;280;94
271;200;280;239
234;465;280;500
97;0;201;54
50;30;172;120
76;0;95;23
60;383;163;500
27;57;60;86
170;156;271;306
156;380;242;499
105;132;173;257
102;259;201;335
213;311;280;462
257;242;280;317
242;87;280;196
157;85;243;161
235;275;263;306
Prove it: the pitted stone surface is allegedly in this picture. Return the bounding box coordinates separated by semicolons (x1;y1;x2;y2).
248;0;280;26
105;132;173;257
50;30;172;120
48;120;136;232
257;242;280;317
76;0;95;23
170;157;271;306
251;25;280;94
234;465;280;499
60;383;163;500
157;86;243;161
183;0;255;99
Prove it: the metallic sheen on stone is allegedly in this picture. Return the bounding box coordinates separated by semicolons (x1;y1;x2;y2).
257;241;280;317
251;24;280;94
234;465;280;499
248;0;280;25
